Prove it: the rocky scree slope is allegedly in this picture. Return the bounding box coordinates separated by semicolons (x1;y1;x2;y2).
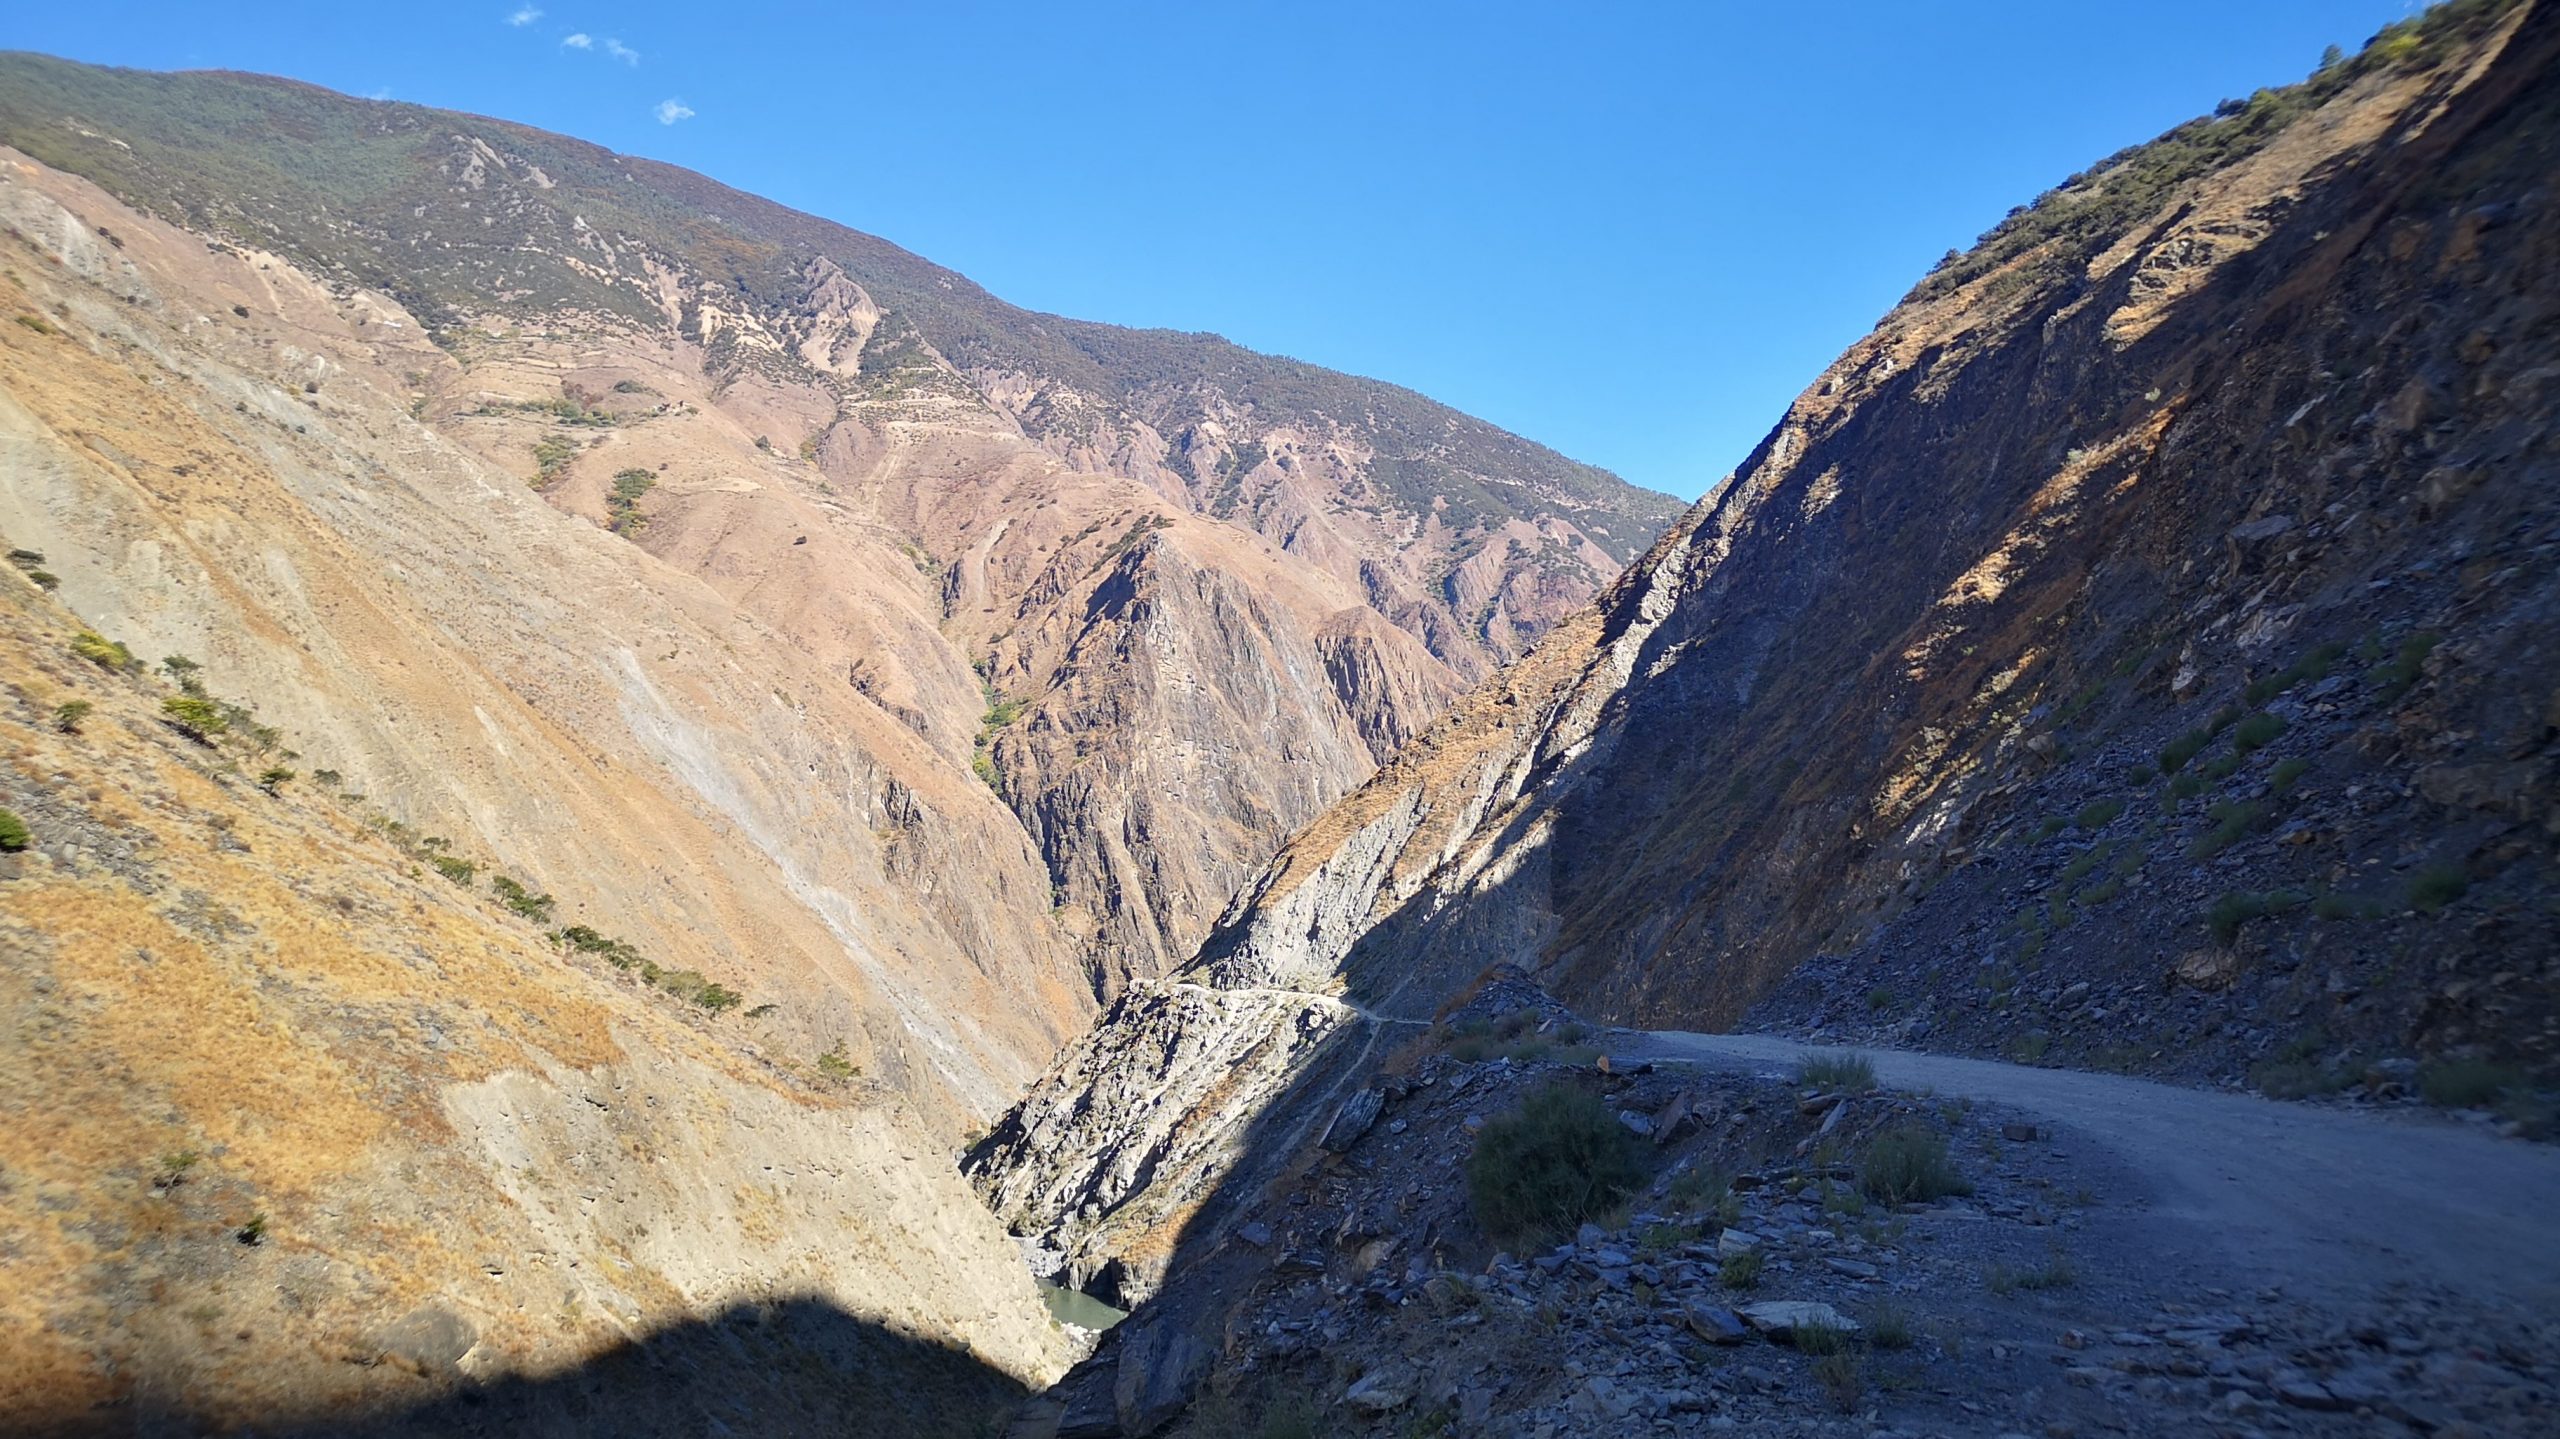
0;54;1681;991
1026;986;2559;1438
971;0;2560;1314
0;574;1071;1433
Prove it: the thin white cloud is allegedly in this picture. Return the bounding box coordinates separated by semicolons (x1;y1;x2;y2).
561;32;592;50
604;38;640;66
506;6;542;25
366;86;394;100
655;99;695;125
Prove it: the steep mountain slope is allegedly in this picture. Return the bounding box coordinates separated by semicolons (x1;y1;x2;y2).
972;0;2558;1322
0;155;1093;1123
0;54;1681;988
0;571;1071;1432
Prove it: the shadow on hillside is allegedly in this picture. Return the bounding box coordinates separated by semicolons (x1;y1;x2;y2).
5;1296;1025;1439
1038;7;2560;1430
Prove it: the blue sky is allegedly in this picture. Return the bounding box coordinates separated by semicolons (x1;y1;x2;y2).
4;2;2424;498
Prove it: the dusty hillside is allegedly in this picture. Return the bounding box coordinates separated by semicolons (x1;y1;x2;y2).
972;0;2558;1327
0;157;1088;1123
0;55;1680;989
0;572;1073;1433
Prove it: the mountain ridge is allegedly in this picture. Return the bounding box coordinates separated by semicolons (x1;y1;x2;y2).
0;50;1683;995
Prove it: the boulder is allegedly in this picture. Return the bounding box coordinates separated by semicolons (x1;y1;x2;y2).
373;1303;477;1374
1319;1089;1384;1152
1737;1301;1860;1338
1343;1363;1416;1414
1684;1303;1751;1345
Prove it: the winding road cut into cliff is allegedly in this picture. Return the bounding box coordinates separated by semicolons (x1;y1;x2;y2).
1628;1031;2560;1311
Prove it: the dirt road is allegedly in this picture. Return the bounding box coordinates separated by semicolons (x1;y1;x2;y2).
1629;1030;2560;1310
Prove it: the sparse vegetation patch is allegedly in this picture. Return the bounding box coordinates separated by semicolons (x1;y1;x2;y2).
1466;1081;1647;1245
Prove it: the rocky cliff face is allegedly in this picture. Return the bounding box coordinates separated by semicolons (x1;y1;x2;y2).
0;55;1680;991
972;0;2559;1313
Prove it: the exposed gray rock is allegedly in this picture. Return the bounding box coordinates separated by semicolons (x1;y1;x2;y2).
373;1304;476;1373
1321;1089;1385;1152
1112;1320;1210;1437
1343;1363;1416;1414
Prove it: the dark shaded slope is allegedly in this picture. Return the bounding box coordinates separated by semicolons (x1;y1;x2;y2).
972;0;2559;1332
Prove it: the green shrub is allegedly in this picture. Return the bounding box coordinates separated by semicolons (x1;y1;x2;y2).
2159;772;2205;810
1865;987;1895;1012
816;1046;860;1082
2405;864;2469;914
431;854;478;886
2249;1045;2354;1098
1857;1126;1972;1204
1866;1302;1915;1350
1988;1251;2076;1293
1664;1164;1735;1218
160;695;229;742
2245;642;2346;704
1811;1352;1863;1413
2269;757;2310;792
2372;632;2441;702
1797;1052;1877;1093
1793;1320;1851;1356
530;434;581;484
1465;1082;1647;1245
2189;800;2266;859
2074;798;2124;830
255;766;295;794
2418;1058;2521;1109
694;983;744;1014
606;468;657;534
2057;840;2114;889
1718;1247;1764;1290
2159;730;2211;774
653;967;710;1001
70;632;139;671
52;700;91;733
490;875;556;923
2312;891;2383;921
0;808;29;852
2230;711;2286;753
2206;890;2266;944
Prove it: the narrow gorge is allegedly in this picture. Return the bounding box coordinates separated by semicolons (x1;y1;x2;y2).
3;2;2556;1435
